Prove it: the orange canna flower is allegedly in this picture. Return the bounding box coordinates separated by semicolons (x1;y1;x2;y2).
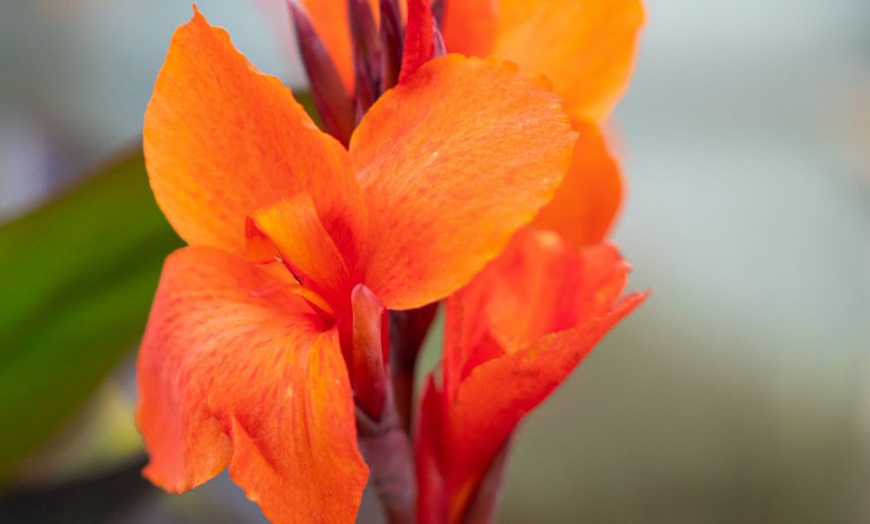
136;6;577;524
416;229;649;523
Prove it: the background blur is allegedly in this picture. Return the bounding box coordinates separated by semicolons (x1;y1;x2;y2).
1;0;869;522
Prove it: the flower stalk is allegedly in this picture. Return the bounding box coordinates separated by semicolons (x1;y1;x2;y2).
356;387;417;524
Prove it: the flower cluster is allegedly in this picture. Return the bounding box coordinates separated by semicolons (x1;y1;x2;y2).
136;1;646;522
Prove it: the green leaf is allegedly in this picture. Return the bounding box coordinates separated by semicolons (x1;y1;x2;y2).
0;149;183;480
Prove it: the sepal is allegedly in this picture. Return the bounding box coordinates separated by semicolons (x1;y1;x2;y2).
290;2;356;144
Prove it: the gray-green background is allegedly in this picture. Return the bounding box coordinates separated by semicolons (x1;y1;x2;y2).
1;1;869;522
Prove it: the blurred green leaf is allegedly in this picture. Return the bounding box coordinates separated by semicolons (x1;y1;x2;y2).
0;149;182;480
0;91;319;482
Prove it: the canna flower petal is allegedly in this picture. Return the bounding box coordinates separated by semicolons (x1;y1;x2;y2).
144;8;367;259
444;0;646;122
248;195;356;310
418;229;647;522
350;55;576;310
137;247;367;524
531;120;624;247
431;310;641;520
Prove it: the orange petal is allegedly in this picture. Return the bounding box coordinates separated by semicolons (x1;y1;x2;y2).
440;286;502;406
137;246;367;522
248;194;359;312
532;120;624;247
350;55;576;310
144;8;366;255
446;298;644;518
442;229;634;395
491;0;645;122
452;229;640;369
441;0;499;58
217;328;366;524
430;229;647;518
301;0;382;94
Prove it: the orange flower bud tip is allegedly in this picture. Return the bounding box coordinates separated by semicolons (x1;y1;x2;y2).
399;0;435;83
350;283;389;421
